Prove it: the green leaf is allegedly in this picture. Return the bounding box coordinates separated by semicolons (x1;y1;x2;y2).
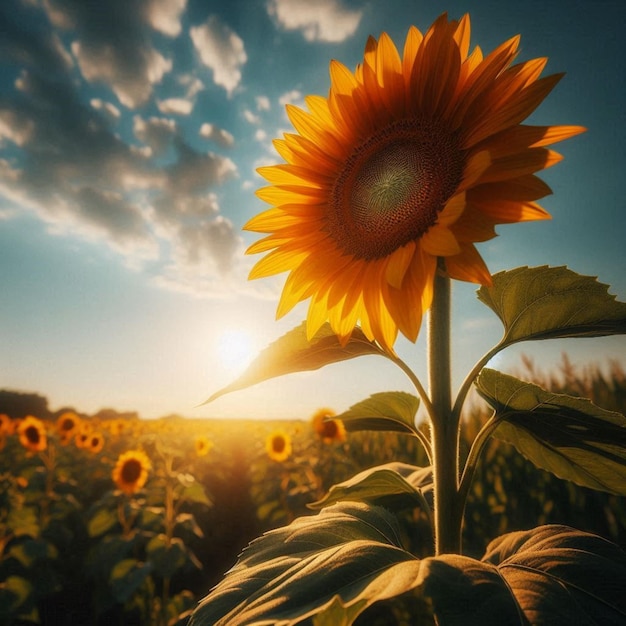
308;463;431;510
203;322;383;404
477;266;626;346
189;502;426;626
7;538;58;567
180;479;212;506
146;535;191;578
335;392;421;435
7;506;39;538
88;507;118;538
1;575;32;609
110;558;153;604
189;504;626;626
476;368;626;495
483;525;626;624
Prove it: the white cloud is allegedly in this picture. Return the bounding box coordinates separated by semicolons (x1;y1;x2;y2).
178;74;205;98
267;0;362;42
199;123;234;148
45;0;175;108
278;89;304;107
145;0;187;37
256;95;271;111
133;115;177;155
255;129;267;142
90;98;121;122
243;110;261;125
190;16;247;96
71;40;171;108
157;97;194;115
0;109;35;146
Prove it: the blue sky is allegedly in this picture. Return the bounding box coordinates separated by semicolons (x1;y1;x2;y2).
1;0;624;420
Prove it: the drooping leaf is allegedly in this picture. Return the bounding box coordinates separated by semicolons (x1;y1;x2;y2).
483;525;626;624
308;463;432;510
335;391;421;435
477;266;626;347
476;368;626;495
189;501;428;626
203;322;384;404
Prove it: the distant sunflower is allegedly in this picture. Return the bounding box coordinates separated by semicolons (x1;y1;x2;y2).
311;408;347;444
56;412;81;445
17;416;48;452
87;432;105;454
246;13;584;352
266;429;292;463
0;413;13;436
195;435;213;457
112;450;151;494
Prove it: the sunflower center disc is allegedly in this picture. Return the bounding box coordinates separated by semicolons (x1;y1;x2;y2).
330;120;464;259
122;459;142;482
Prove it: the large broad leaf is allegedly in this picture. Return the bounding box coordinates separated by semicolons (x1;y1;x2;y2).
190;502;626;624
203;322;383;404
476;368;626;495
189;502;428;626
308;462;432;510
483;525;626;625
477;266;626;347
335;391;421;435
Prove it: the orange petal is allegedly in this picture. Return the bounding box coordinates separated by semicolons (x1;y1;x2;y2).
385;241;416;288
445;243;492;285
421;226;462;256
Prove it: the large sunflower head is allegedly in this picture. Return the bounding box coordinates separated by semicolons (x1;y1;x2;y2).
112;450;151;495
246;13;584;352
17;415;48;453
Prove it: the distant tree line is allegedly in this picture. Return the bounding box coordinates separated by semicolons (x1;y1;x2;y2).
0;389;139;422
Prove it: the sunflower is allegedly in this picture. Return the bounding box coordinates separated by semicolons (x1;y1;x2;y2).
0;413;14;436
195;435;214;457
311;408;347;443
56;411;81;445
17;415;47;452
246;14;584;352
87;432;105;454
112;450;151;494
265;429;292;463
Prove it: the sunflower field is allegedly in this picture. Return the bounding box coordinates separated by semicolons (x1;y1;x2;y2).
1;358;626;626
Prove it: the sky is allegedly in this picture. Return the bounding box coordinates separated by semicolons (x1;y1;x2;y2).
1;0;624;421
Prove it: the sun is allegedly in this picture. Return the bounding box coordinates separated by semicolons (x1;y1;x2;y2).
216;329;255;372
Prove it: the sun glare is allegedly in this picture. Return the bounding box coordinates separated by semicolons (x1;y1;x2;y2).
216;329;255;373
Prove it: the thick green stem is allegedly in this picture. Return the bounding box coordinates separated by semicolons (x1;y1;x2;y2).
429;259;462;555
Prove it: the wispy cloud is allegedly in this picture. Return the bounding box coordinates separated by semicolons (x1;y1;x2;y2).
267;0;362;42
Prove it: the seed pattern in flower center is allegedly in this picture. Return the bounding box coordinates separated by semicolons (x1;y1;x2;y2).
329;119;465;259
